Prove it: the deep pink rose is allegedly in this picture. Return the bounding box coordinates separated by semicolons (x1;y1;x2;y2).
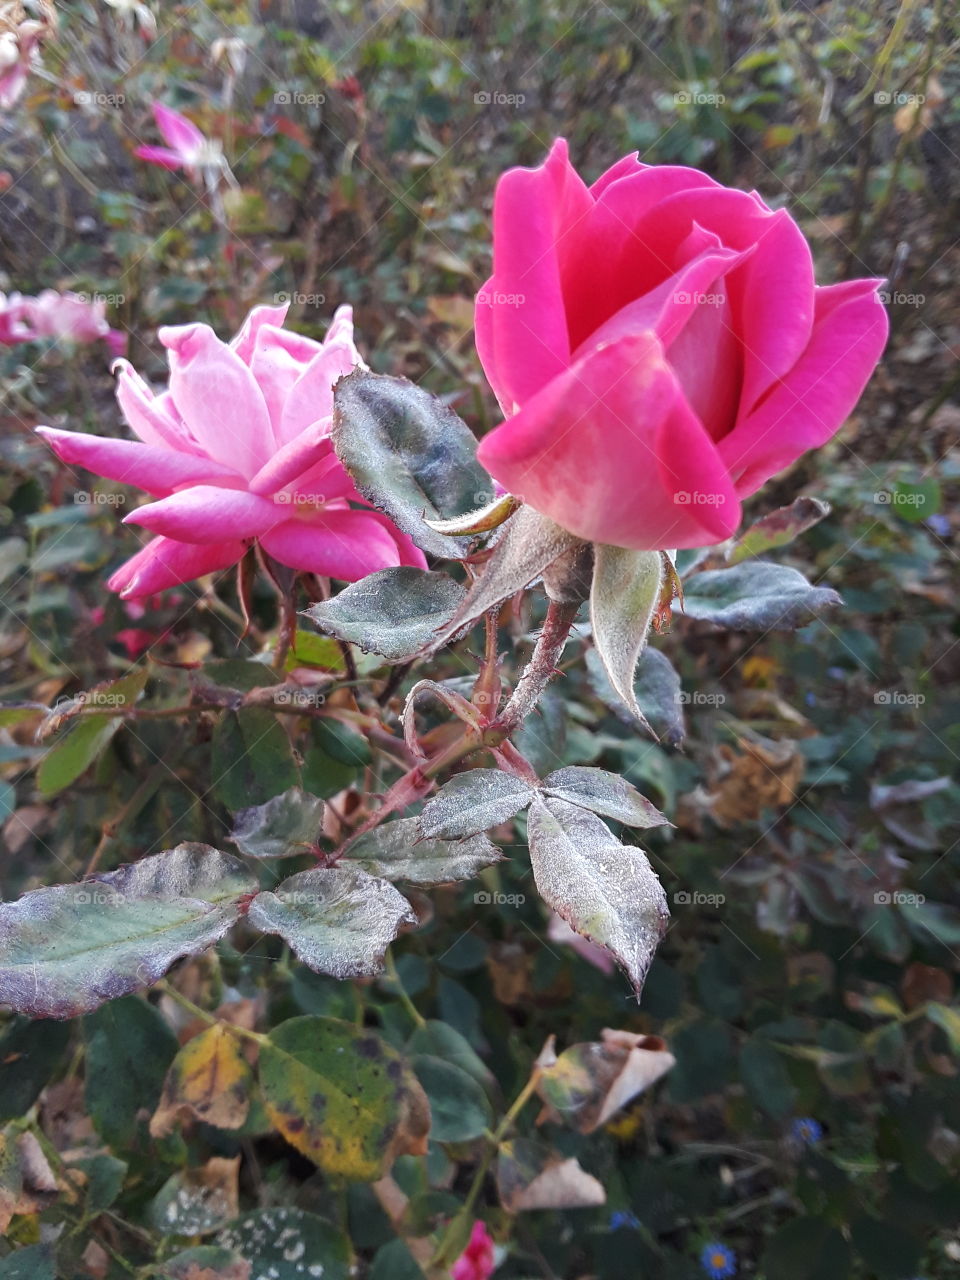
475;140;888;550
38;304;425;598
451;1220;495;1280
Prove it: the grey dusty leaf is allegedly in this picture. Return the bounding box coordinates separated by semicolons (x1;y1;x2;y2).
541;767;670;829
423;505;585;656
0;845;256;1018
589;545;663;731
632;647;685;747
246;865;416;980
727;496;831;564
418;768;537;839
332;369;494;559
526;795;668;996
347;817;503;885
302;567;466;664
229;787;325;859
682;560;841;629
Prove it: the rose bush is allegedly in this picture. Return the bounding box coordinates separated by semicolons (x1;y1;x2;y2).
475;140;888;550
38;304;425;597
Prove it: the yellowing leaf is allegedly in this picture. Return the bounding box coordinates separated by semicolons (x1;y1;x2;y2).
151;1024;253;1138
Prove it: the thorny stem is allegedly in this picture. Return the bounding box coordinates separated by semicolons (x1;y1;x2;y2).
497;599;580;732
155;980;266;1046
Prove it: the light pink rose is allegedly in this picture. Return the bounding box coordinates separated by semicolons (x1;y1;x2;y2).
0;20;44;111
475;140;888;550
37;303;426;598
0;289;125;352
134;101;221;174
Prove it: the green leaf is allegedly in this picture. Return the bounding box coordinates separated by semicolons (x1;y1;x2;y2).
332;368;494;559
347;817;503;885
526;796;669;995
888;477;940;523
632;648;685;746
739;1037;796;1117
247;865;416;979
284;629;346;671
589;545;663;730
541;767;669;829
211;707;300;811
0;1244;56;1280
411;1054;493;1141
304;567;466;664
229;787;325;859
84;996;179;1147
370;1239;427;1280
422;505;584;656
925;1002;960;1053
727;496;831;563
37;666;149;796
406;1020;492;1087
258;1016;430;1181
149;1166;238;1237
682;560;841;630
761;1217;852;1280
218;1209;352;1279
418;768;536;839
850;1216;923;1279
0;844;257;1017
70;1154;127;1216
0;1017;71;1122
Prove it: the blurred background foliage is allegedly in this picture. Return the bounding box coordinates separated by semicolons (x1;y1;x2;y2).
2;1;960;1277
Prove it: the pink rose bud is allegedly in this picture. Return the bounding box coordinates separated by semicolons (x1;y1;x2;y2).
37;304;425;598
475;140;888;551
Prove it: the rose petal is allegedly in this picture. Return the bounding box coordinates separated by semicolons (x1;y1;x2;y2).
477;331;740;549
152;102;205;159
160;322;276;476
36;427;240;496
230;302;290;362
721;278;888;494
113;358;201;453
107;535;245;599
260;509;416;581
125;485;284;543
475;138;592;412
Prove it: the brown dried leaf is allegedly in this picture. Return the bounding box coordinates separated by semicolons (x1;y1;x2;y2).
535;1028;675;1133
498;1137;606;1212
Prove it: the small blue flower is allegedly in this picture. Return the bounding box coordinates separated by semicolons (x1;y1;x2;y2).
791;1117;823;1145
700;1242;737;1278
609;1210;640;1231
924;513;950;537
